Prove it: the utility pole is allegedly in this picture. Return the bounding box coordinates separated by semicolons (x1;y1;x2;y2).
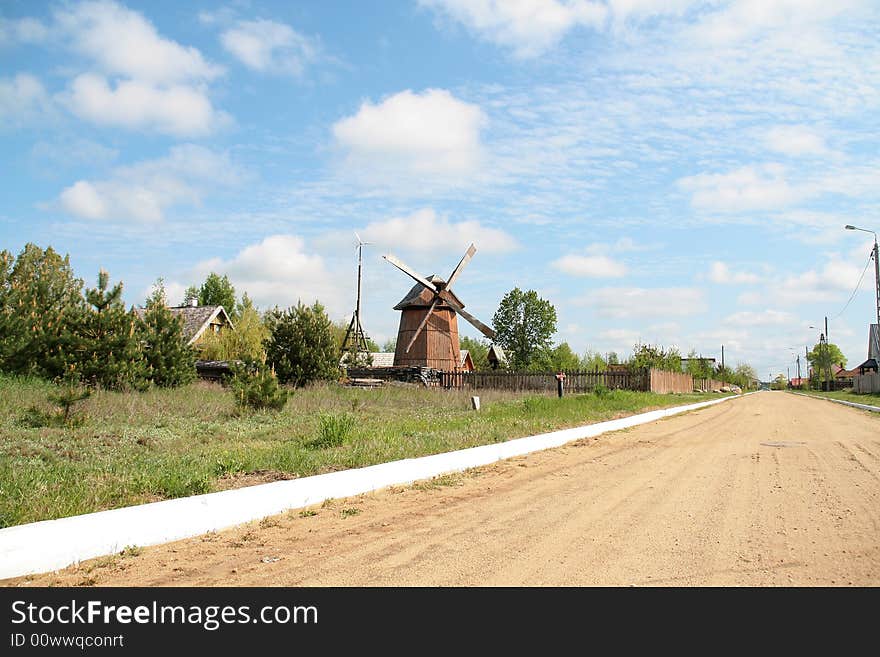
796;354;801;382
825;316;829;343
844;225;879;326
721;345;725;372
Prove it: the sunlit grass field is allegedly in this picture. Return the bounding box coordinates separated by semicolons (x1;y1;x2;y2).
0;374;725;527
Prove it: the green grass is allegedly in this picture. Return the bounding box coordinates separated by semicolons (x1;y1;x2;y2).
791;388;880;404
0;373;728;528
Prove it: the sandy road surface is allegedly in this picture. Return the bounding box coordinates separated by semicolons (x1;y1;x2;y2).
7;392;880;586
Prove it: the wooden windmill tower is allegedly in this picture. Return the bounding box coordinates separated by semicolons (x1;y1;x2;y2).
383;243;496;371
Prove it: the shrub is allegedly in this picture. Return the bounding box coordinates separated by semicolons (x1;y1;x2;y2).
229;362;290;413
593;383;610;398
309;412;355;448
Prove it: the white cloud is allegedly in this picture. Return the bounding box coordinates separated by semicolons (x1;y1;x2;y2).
58;145;241;223
62;73;227;136
0;73;52;125
724;309;796;327
739;260;868;307
38;1;227;136
691;0;858;46
0;17;49;45
552;254;627;277
361;208;518;254
54;1;222;83
192;235;344;314
677;164;804;212
708;261;761;284
764;124;829;157
333;89;487;178
221;19;317;76
580;286;706;318
421;0;607;58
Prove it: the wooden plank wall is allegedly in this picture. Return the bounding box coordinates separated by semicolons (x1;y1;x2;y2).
853;372;880;393
437;369;649;393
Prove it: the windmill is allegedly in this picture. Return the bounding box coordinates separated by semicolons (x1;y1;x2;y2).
383;243;496;371
341;232;372;362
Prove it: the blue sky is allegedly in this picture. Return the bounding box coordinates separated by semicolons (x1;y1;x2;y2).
2;0;879;379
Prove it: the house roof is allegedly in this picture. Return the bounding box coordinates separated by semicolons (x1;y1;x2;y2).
135;304;233;345
393;276;465;310
835;367;860;378
487;344;506;363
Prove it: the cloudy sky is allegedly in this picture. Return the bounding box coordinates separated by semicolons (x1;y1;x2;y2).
2;0;879;379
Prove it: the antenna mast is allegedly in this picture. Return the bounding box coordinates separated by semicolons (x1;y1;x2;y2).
342;233;372;358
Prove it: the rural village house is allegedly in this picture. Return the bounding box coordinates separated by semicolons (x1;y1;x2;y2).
135;302;234;349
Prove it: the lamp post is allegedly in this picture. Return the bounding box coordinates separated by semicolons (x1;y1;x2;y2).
845;224;880;327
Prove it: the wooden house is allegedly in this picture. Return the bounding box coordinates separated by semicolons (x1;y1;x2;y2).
136;303;234;349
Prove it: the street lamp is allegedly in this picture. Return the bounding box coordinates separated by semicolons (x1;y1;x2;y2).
845;224;880;327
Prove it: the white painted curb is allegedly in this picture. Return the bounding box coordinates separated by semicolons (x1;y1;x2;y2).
789;391;880;413
0;392;753;580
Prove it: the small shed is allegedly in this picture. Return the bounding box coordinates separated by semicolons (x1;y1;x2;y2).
487;344;506;370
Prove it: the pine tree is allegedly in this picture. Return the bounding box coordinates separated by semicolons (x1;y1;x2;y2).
265;302;340;387
139;279;196;387
0;244;85;378
76;269;145;390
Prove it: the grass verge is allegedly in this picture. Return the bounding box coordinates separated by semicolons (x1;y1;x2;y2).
790;389;880;405
0;374;729;527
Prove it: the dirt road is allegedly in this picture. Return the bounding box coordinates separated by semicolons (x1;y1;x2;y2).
9;392;880;586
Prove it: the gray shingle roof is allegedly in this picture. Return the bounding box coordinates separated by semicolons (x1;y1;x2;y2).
134;305;231;344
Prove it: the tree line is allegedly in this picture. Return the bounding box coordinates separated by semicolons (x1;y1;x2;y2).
1;244;760;394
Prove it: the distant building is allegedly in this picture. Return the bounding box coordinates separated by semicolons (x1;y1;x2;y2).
855;324;879;375
135;302;234;349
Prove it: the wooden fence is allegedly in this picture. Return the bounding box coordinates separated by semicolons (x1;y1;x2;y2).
437;368;729;394
437;369;649;393
853;372;880;394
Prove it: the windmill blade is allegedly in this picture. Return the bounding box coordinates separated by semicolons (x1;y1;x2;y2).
445;297;496;340
405;297;439;353
383;254;438;293
445;243;476;290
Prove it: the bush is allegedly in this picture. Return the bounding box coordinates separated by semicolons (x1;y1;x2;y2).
229;362;290;413
593;383;610;398
309;412;355;448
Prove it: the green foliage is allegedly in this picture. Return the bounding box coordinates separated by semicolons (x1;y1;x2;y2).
48;372;91;427
492;287;557;371
76;270;146;390
581;349;607;372
200;301;269;363
197;272;236;311
535;342;582;373
629;342;682;372
229;361;290;412
140;280;196;387
770;374;787;390
684;349;715;379
265;302;340;386
182;285;199;306
593;383;610;398
460;336;490;370
807;341;847;388
0;244;85;378
382;338;397;352
19;371;91;428
732;363;758;389
310;412;356;448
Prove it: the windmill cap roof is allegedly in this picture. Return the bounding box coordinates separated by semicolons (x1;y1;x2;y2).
393;275;465;310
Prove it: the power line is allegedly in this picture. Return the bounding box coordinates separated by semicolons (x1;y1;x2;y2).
830;250;873;320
